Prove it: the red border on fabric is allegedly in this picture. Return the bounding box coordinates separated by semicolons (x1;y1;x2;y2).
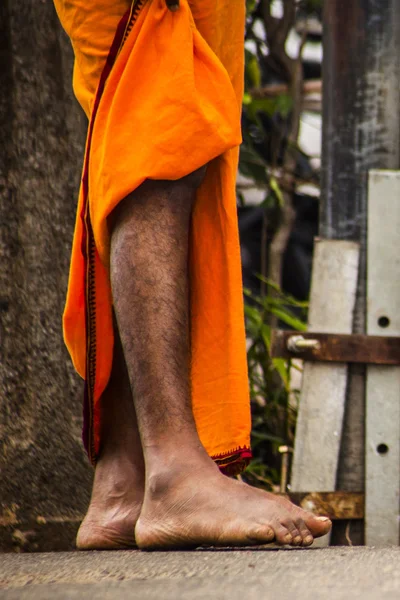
81;7;132;461
79;1;253;478
214;447;253;477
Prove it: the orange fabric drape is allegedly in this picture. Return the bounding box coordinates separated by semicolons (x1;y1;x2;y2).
54;0;251;471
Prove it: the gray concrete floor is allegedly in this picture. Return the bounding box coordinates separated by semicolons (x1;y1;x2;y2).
1;547;400;600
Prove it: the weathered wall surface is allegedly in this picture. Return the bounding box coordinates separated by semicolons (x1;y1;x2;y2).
321;0;400;545
0;0;92;551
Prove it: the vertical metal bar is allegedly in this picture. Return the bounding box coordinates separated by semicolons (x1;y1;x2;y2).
280;452;289;494
290;240;359;548
321;0;400;544
366;170;400;546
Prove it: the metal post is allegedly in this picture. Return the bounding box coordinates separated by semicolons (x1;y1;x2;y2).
321;0;400;544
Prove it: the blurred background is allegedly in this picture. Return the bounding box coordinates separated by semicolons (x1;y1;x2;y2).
238;0;322;490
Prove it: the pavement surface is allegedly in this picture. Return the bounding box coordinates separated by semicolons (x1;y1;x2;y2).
1;546;400;600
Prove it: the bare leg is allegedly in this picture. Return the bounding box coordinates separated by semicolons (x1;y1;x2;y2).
76;321;145;550
109;169;331;549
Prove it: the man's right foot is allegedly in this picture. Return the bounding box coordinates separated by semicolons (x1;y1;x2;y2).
76;455;144;550
135;453;331;550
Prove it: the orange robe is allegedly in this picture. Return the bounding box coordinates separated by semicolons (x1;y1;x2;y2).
54;0;251;473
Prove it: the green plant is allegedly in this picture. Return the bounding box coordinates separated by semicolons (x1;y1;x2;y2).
239;1;322;487
243;279;307;489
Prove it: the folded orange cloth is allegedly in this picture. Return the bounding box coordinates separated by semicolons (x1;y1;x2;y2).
54;0;251;472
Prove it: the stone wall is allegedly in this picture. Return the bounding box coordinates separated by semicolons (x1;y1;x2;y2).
0;0;92;551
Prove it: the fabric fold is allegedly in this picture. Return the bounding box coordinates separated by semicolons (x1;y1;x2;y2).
56;0;251;471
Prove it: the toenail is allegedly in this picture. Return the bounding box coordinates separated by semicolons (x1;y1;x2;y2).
304;535;313;545
316;517;330;522
284;534;293;543
293;536;302;544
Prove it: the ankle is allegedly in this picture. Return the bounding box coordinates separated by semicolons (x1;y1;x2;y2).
144;438;208;470
144;447;218;498
94;453;145;491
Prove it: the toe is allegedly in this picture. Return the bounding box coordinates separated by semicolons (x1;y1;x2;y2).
273;522;294;546
279;518;302;547
247;523;275;544
293;517;313;546
303;534;314;547
303;513;332;538
291;533;303;546
283;500;332;539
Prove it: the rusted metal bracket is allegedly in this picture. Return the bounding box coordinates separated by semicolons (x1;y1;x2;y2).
282;492;364;520
277;446;363;520
271;330;400;365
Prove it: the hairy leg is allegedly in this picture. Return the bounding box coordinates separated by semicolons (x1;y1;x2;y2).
76;319;145;550
109;169;331;550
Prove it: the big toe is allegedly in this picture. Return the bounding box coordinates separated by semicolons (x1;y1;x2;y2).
302;513;332;538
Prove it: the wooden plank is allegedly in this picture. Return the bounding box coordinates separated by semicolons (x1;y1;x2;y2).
271;331;400;365
290;240;359;546
366;170;400;546
283;492;364;521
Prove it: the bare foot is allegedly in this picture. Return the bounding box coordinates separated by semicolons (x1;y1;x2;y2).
76;455;144;550
135;457;331;549
76;316;146;551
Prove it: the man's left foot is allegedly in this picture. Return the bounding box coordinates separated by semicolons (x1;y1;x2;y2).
76;454;144;550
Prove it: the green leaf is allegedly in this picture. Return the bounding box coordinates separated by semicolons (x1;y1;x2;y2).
255;275;281;291
272;358;290;391
269;176;284;208
255;275;309;308
244;95;294;123
243;92;252;106
246;98;278;120
239;144;269;185
260;193;278;209
260;323;271;352
269;307;307;331
246;0;257;14
276;94;293;118
251;431;285;444
246;56;261;88
244;305;263;334
237;190;245;207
